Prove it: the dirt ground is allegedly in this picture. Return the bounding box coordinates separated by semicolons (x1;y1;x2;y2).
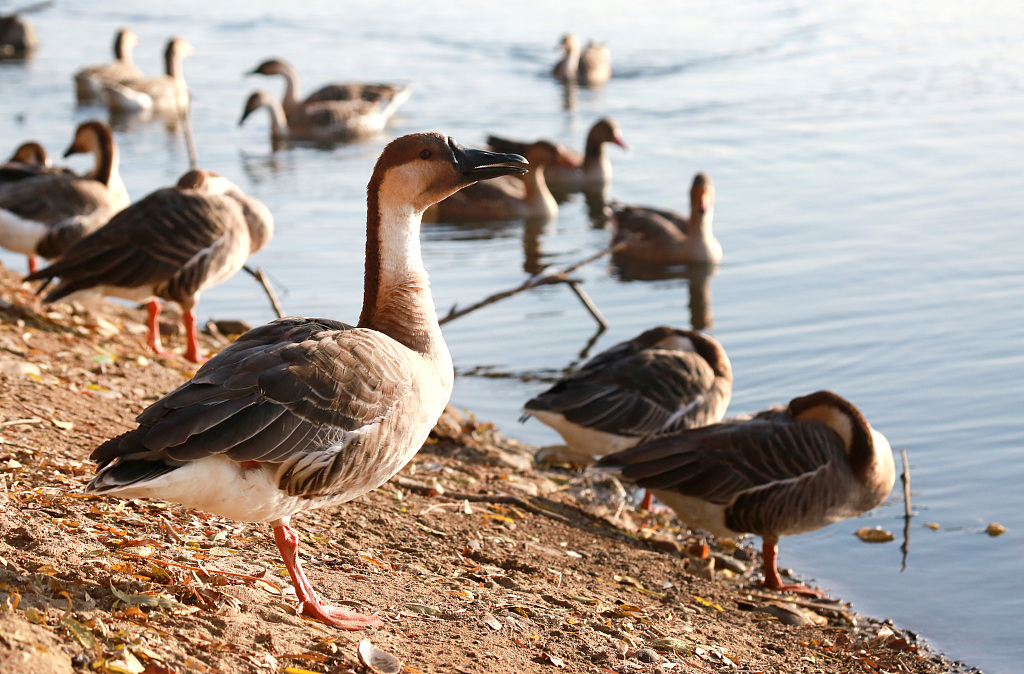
0;265;977;674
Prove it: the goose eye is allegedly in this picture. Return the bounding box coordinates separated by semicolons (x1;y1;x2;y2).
419;149;432;160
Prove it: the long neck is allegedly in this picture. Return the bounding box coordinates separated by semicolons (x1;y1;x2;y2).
115;35;133;65
687;202;714;241
165;49;183;79
582;133;607;169
261;98;290;138
279;65;301;109
90;135;117;186
359;188;443;356
521;166;556;215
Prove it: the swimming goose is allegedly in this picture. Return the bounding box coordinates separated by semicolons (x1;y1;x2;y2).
246;58;411;124
522;327;732;508
82;133;527;629
239;89;408;145
487;118;627;192
102;37;193;114
596;391;896;594
74;28;142;103
425;140;568;222
552;33;581;82
0;12;37;58
611;173;721;266
26;169;274;364
551;34;611;86
0;121;128;273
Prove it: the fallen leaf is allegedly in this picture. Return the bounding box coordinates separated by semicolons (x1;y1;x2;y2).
542;652;565;667
403;603;442;616
855;526;895;543
358;639;402;674
52;420;74;431
986;523;1006;537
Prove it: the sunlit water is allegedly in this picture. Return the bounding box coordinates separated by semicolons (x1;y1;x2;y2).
2;1;1023;670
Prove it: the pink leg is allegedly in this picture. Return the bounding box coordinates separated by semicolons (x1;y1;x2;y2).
760;538;824;597
146;301;173;357
181;309;207;364
273;523;382;630
27;255;38;274
639;490;654;511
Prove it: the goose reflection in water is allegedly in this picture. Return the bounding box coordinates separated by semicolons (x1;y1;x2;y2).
611;257;717;331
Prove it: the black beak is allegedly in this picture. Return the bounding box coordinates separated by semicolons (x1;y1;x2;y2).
449;137;528;183
62;144;79;159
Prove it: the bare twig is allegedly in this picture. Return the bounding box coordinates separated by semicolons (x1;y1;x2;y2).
566;281;608;330
393;476;570;525
900;449;911;572
178;103;199;170
243;265;285;319
439;242;627;327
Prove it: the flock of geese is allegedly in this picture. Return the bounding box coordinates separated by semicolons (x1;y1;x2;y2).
0;24;896;628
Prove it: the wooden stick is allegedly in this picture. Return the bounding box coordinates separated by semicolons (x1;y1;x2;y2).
243;265;285;319
393;476;570;525
439;241;627;326
178;103;199;170
566;280;608;330
900;449;911;518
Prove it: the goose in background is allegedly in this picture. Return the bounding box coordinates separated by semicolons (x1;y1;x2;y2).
74;28;142;103
425;140;570;222
82;133;527;629
552;34;611;86
0;11;38;58
246;58;410;123
611;173;721;266
102;37;193;114
1;141;72;183
488;118;627;193
0;121;128;273
596;390;896;595
522;327;732;510
26;169;274;364
239;88;409;145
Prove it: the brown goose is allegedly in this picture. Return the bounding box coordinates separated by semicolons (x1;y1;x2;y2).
0;11;37;58
26;169;273;364
246;58;411;124
611;173;722;266
1;141;68;183
552;33;581;82
596;391;896;594
102;37;193;114
487;118;627;192
82;133;527;629
522;328;732;511
551;34;611;86
74;28;143;103
425;140;569;222
0;121;128;273
239;89;409;145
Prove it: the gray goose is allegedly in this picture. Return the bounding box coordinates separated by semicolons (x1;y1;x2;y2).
487;118;627;192
238;89;408;145
74;28;142;103
1;141;70;182
425;141;570;222
246;58;410;124
102;37;193;114
596;390;896;594
26;169;274;364
551;34;611;86
0;11;37;58
522;328;732;509
81;133;527;629
611;173;722;266
0;121;128;273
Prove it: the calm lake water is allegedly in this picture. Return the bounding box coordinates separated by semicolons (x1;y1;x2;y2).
2;1;1023;670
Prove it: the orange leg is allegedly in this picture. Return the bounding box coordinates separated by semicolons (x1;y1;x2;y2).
146;301;173;357
181;308;207;364
760;537;824;597
273;522;382;630
639;490;654;511
27;255;38;275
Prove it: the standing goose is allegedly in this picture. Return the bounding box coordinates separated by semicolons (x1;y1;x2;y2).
246;58;411;124
522;327;732;511
102;37;193;114
0;121;128;273
239;89;408;145
26;169;274;364
611;173;721;266
81;133;527;629
596;391;896;594
487;118;627;192
74;28;142;103
425;141;569;222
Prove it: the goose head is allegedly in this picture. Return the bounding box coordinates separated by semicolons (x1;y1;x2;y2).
114;28;139;62
557;33;580;53
164;37;194;73
591;117;629;150
247;59;292;77
9;141;49;166
690;173;714;216
238;90;279;125
370;133;528;213
524;140;576;169
63;120;114;159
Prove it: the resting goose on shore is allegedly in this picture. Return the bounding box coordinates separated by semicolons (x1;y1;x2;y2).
74;28;142;103
425;140;568;222
102;37;193;114
239;89;408;145
0;121;128;273
82;133;528;629
1;142;69;183
246;58;410;124
487;118;627;192
597;391;896;594
522;328;732;509
611;173;721;266
26;169;273;364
